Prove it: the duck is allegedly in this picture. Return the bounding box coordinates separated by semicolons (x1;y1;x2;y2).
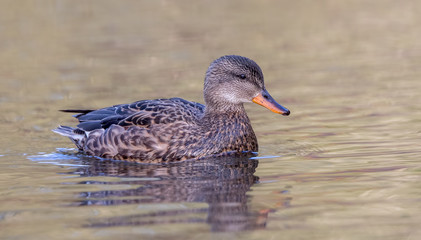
53;55;290;163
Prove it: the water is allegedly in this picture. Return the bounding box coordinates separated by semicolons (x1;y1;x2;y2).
1;1;421;239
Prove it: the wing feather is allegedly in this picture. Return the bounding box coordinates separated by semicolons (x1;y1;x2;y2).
63;98;205;131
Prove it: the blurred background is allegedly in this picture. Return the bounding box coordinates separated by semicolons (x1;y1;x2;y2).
1;1;421;239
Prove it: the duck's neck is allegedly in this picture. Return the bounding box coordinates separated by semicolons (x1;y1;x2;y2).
202;101;252;129
199;103;258;153
204;101;247;115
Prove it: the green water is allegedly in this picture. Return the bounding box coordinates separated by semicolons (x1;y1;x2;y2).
1;1;421;239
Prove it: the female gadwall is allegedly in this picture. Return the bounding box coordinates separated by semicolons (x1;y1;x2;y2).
54;55;290;162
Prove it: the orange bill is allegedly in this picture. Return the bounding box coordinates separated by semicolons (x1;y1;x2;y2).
252;89;290;116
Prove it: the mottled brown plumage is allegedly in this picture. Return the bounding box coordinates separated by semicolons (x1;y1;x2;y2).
53;55;290;163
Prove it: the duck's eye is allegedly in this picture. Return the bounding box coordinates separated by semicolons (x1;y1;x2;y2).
238;74;247;79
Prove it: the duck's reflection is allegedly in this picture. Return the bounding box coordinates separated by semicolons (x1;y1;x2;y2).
69;154;270;232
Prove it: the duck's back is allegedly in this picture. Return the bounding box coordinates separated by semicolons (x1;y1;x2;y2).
66;98;205;131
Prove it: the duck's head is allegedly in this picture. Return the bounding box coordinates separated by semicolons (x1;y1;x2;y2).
204;55;290;115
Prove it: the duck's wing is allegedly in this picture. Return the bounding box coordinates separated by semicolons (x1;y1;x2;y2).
62;98;205;131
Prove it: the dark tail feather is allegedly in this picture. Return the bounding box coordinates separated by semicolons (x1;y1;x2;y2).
59;109;95;118
60;109;95;114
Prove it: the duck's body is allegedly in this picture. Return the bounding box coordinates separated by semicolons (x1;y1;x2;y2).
54;55;290;163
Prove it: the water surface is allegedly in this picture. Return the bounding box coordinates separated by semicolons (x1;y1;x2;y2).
1;1;421;239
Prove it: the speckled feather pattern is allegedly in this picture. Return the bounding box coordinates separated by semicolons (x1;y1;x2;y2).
54;55;288;163
57;98;257;163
